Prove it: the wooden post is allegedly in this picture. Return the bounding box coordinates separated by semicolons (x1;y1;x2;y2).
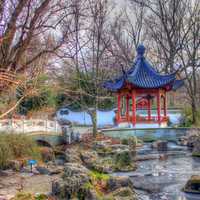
132;90;136;126
157;90;161;124
126;95;129;122
117;93;121;124
147;98;151;121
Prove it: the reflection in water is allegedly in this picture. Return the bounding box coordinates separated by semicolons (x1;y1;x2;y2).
103;128;188;141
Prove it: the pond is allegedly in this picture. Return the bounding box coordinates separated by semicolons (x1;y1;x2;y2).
102;128;188;142
113;144;200;200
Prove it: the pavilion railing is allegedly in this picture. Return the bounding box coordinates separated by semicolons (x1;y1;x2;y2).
118;115;168;124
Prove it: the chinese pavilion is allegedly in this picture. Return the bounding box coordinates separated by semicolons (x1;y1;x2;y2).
103;45;183;127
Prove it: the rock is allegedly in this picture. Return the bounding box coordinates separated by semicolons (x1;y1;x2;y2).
40;147;54;162
46;163;63;175
0;170;9;176
110;144;128;151
192;136;200;157
93;142;113;156
178;136;188;146
159;154;168;160
65;148;81;163
54;159;65;166
36;166;50;175
85;189;99;200
186;128;200;147
54;151;67;165
7;160;24;171
107;176;133;191
152;140;168;151
128;136;137;150
183;175;200;194
80;150;98;169
188;135;199;148
52;163;90;199
112;187;137;200
81;150;113;173
114;150;137;172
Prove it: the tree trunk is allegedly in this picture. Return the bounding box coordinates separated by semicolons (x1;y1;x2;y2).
90;108;97;138
191;98;197;124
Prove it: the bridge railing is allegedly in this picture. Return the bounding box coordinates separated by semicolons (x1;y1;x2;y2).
0;119;62;134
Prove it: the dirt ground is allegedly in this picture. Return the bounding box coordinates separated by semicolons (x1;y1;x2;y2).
0;170;58;200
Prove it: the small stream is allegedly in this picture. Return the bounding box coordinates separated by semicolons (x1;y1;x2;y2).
113;143;200;200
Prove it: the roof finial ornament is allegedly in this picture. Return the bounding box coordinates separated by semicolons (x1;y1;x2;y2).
137;44;145;57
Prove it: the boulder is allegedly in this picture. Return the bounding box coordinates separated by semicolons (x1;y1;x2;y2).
52;163;90;199
36;166;50;175
114;150;137;172
186;129;200;147
128;136;137;150
183;175;200;194
81;150;113;173
112;187;137;200
187;135;199;148
107;176;133;191
80;150;98;169
178;136;188;146
40;147;55;162
65;148;81;163
152;140;168;151
192;136;200;157
85;189;99;200
7;160;24;171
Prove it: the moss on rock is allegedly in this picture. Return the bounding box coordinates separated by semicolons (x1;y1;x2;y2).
183;175;200;194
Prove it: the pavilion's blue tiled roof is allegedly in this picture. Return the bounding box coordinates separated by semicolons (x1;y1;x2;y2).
103;44;183;91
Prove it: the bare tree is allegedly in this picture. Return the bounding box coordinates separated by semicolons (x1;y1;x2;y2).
107;1;147;70
55;0;113;137
178;0;200;123
0;0;72;74
0;0;76;117
131;0;189;73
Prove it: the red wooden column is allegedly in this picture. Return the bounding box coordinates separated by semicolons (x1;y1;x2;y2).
147;98;151;121
132;90;136;126
117;92;121;124
126;95;130;122
164;92;167;118
157;89;161;124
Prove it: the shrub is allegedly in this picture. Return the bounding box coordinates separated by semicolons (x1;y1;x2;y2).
35;194;48;200
11;192;34;200
121;138;129;145
89;170;110;182
114;151;131;169
0;138;13;169
180;106;200;127
0;133;41;169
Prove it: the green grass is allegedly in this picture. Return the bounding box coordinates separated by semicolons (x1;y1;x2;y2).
89;170;110;182
192;152;200;157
